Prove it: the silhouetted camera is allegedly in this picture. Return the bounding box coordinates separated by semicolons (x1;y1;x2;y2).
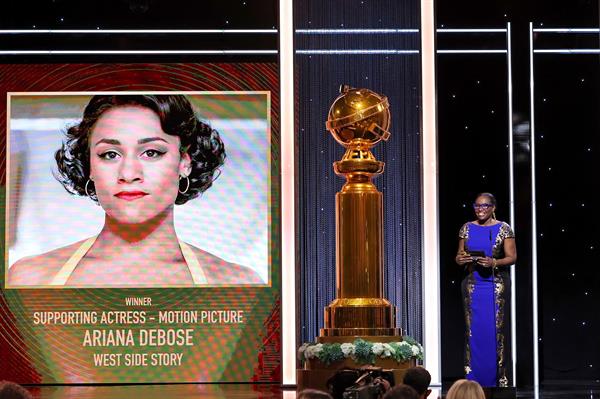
327;367;394;399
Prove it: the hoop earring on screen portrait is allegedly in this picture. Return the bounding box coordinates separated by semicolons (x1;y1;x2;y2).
179;176;190;194
85;179;94;197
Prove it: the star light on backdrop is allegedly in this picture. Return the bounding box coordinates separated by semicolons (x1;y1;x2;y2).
536;48;599;381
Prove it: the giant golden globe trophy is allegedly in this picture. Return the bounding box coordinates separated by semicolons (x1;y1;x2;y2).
297;86;417;391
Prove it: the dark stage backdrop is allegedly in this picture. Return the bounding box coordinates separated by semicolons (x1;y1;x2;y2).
294;0;423;345
437;53;511;382
534;52;600;383
436;0;600;387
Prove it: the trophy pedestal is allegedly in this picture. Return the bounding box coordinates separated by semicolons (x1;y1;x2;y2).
297;356;416;392
322;298;399;337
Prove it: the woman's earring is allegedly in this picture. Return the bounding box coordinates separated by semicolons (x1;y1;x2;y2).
179;176;190;194
493;211;497;220
85;179;94;197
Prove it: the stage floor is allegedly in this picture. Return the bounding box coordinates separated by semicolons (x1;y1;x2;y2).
24;384;282;399
20;384;600;399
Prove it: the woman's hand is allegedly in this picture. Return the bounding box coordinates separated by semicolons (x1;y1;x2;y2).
456;239;472;266
456;253;472;265
476;256;495;268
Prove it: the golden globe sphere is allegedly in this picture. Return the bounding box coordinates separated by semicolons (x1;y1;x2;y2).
326;85;391;147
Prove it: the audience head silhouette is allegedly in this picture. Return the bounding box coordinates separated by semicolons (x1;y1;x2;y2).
402;366;432;398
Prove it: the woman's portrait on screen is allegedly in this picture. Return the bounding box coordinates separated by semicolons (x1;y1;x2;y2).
6;94;269;287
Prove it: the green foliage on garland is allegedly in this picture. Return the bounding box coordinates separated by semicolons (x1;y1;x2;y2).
317;343;345;365
298;336;424;366
353;339;376;364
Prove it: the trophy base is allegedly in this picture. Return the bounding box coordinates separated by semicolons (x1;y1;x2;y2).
317;334;402;344
324;298;397;334
319;328;402;338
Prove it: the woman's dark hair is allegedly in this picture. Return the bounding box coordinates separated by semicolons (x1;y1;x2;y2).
55;95;225;205
475;192;497;206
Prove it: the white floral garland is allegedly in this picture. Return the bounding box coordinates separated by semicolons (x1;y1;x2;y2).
298;338;424;365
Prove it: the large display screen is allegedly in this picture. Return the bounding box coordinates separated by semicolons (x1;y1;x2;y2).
0;63;281;383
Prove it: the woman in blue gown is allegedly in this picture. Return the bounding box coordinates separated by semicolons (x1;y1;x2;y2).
455;193;517;387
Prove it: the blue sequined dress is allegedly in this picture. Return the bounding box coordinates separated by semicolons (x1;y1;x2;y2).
459;221;515;387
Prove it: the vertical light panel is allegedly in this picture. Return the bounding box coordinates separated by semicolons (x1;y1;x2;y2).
280;0;297;387
420;0;441;386
506;21;518;387
529;21;540;399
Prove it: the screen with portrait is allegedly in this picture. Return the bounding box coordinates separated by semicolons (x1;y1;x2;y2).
0;63;281;383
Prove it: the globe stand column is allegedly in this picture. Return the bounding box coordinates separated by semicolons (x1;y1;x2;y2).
320;139;400;338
